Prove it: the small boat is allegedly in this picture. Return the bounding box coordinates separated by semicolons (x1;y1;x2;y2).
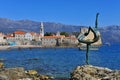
104;42;110;46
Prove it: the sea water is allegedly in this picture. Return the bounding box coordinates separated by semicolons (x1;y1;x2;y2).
0;44;120;78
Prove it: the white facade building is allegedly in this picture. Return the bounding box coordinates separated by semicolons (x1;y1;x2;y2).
0;33;7;45
25;32;33;40
14;31;26;40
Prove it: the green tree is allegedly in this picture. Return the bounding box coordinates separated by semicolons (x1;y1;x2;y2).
60;32;69;37
44;32;53;36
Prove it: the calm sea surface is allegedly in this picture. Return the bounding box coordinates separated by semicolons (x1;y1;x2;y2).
0;44;120;78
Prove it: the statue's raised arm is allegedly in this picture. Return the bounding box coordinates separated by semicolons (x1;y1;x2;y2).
95;13;99;29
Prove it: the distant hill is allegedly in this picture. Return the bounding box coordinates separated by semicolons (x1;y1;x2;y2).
0;18;120;44
99;26;120;44
0;18;82;33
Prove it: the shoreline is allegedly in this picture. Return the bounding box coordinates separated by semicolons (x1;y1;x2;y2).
0;45;78;50
0;45;41;50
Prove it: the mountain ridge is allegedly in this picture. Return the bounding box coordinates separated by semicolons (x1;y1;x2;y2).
0;17;120;43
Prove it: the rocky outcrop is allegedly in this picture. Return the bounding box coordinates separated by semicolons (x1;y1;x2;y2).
0;62;54;80
0;67;53;80
70;65;120;80
0;62;4;68
0;67;28;80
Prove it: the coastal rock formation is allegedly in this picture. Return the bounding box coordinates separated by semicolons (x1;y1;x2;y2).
0;67;53;80
0;62;4;68
70;65;120;80
0;67;27;80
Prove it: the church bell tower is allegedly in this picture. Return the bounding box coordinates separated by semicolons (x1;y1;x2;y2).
40;22;44;37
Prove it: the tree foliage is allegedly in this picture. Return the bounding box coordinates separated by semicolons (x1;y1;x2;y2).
60;32;69;37
44;32;54;36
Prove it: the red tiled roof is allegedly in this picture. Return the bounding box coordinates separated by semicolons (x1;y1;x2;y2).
30;32;35;35
6;34;14;38
0;33;5;37
36;34;42;37
44;35;65;39
64;36;77;40
14;31;26;34
6;35;14;38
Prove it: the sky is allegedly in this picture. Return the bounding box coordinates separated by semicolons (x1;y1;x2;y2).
0;0;120;27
